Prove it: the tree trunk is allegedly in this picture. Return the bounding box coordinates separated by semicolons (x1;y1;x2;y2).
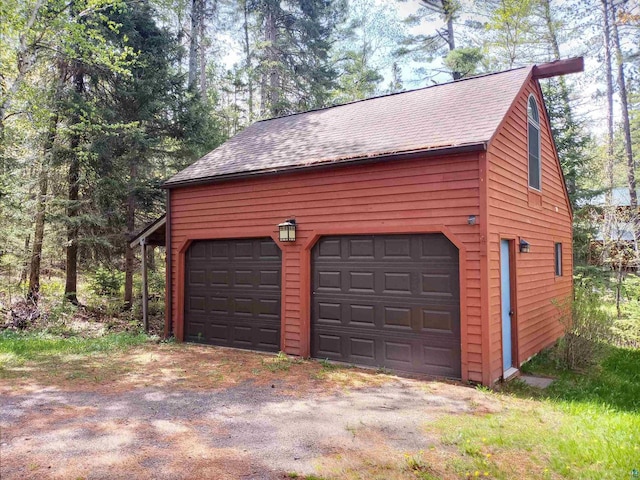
261;4;279;116
27;109;59;301
243;0;253;121
601;0;616;259
188;0;201;90
64;68;84;305
19;235;30;286
123;162;137;310
442;0;459;80
610;2;639;251
198;0;208;97
147;245;156;271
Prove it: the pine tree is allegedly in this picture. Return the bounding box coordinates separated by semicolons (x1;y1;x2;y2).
251;0;346;117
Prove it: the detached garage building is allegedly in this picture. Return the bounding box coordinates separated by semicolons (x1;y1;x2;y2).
161;60;581;385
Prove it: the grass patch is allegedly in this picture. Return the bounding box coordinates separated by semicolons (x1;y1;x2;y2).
0;330;150;365
434;402;639;479
429;344;640;479
261;351;305;372
516;345;640;412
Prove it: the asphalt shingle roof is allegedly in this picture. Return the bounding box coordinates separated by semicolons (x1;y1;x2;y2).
165;66;532;187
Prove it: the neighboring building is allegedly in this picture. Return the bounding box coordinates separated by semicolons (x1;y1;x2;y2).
585;187;639;268
160;59;581;385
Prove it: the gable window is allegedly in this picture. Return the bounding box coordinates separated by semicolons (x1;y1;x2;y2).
554;243;562;276
528;95;541;190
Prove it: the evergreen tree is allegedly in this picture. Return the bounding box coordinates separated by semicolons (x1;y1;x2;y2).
251;0;346;117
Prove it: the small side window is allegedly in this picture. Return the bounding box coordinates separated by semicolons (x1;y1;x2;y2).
554;243;562;276
528;95;541;190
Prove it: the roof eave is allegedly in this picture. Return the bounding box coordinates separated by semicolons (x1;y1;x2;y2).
162;142;488;190
128;214;167;249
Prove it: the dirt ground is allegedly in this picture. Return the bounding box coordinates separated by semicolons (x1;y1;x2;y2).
0;343;505;479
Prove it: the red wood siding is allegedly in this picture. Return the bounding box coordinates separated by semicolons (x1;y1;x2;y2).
169;153;484;382
486;78;573;383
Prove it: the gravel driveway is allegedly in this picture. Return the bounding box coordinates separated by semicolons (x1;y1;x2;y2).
0;344;498;479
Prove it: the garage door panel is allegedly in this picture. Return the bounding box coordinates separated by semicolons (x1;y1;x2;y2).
188;269;207;287
189;241;208;259
422;307;457;333
383;306;413;329
350;304;376;325
317;270;342;290
259;239;281;258
315;333;340;357
315;298;458;330
185;238;281;352
257;298;280;318
423;345;459;369
348;237;375;258
316;302;342;324
184;320;207;343
349;271;375;292
312;234;461;378
350;337;376;360
260;270;280;287
381;237;412;259
314;265;457;299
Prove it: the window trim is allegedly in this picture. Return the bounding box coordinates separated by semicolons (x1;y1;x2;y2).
527;94;542;191
554;242;562;277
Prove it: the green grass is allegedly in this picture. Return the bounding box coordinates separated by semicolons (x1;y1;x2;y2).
430;345;640;479
0;330;149;364
517;345;640;411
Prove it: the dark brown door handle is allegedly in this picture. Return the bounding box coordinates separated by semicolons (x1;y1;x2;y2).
509;310;514;316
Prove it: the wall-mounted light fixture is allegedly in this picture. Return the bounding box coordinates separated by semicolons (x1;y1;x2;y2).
468;215;477;225
519;238;531;253
278;219;297;242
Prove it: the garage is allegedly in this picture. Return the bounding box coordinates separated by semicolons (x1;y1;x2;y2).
184;238;281;352
311;234;461;378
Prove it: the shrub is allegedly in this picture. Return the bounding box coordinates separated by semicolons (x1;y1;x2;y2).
553;284;612;371
89;267;124;296
612;274;640;348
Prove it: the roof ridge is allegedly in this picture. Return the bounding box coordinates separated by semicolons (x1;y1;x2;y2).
255;65;531;124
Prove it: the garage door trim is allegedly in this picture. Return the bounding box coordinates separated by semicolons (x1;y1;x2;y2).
299;224;468;380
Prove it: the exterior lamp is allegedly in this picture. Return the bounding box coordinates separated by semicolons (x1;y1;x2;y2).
519;239;531;253
278;219;297;242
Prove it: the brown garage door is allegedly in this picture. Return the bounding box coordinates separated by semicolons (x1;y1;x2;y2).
311;234;461;378
184;238;281;352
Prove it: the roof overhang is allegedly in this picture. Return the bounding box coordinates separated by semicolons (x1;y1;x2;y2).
162;142;487;190
129;214;166;249
533;57;584;80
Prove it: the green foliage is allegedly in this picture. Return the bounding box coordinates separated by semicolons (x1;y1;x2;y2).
403;450;436;477
252;0;348;117
553;283;612;371
330;0;404;103
394;0;461;80
612;274;640;347
443;47;483;79
542;78;596;208
261;350;304;372
89;267;124;296
482;0;536;69
0;330;148;363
